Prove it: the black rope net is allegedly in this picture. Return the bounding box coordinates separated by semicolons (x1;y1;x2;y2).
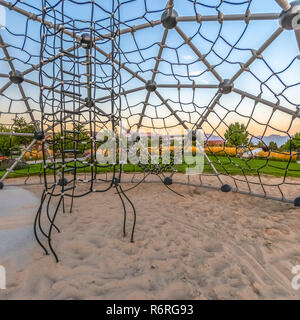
0;0;299;260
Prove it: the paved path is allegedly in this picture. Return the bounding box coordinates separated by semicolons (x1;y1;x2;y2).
0;187;39;268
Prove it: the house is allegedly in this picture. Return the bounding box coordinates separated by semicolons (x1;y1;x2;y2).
242;148;263;159
205;135;226;146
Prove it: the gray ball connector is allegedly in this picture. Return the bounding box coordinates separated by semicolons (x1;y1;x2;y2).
9;70;24;84
280;1;300;30
161;9;178;29
80;33;93;49
219;79;234;94
145;80;157;92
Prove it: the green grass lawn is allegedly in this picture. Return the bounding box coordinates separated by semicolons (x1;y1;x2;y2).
195;156;300;177
1;156;299;179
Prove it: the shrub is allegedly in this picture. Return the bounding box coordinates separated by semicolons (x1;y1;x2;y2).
205;147;238;156
257;151;297;162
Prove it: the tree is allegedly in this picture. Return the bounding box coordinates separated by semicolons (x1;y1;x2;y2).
257;141;264;148
12;116;35;146
0;125;12;156
224;122;249;147
51;124;90;154
269;141;278;151
281;133;300;152
257;141;269;152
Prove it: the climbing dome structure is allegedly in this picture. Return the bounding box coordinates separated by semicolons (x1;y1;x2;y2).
0;0;299;260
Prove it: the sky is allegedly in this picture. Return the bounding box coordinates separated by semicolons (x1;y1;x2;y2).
0;6;5;28
0;0;299;138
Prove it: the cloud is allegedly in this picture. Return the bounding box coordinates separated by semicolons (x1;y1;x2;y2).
189;70;203;76
183;55;194;60
0;7;6;29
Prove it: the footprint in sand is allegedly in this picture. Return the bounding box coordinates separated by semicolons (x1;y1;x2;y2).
204;243;224;253
213;261;230;276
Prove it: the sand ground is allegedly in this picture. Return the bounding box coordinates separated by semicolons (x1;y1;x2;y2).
0;175;300;300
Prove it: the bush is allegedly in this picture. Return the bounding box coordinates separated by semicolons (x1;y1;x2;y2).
257;151;298;162
205;146;238;156
0;159;29;170
24;149;53;161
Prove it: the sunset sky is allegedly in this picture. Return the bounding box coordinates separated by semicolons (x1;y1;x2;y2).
0;0;299;138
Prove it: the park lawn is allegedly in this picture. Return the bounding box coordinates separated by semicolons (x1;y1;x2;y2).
0;156;300;179
0;162;143;179
201;156;300;177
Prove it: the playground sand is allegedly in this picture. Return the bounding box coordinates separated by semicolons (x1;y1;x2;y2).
0;175;300;300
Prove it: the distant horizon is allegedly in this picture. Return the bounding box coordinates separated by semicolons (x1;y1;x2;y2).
0;0;300;137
